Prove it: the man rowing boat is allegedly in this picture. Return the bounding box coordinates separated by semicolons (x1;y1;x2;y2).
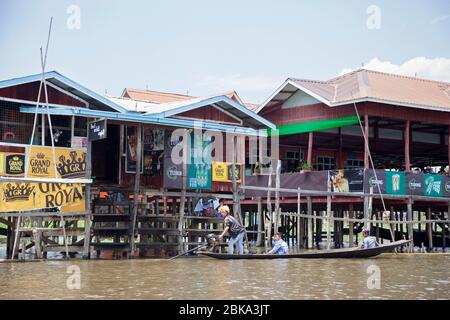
218;205;245;255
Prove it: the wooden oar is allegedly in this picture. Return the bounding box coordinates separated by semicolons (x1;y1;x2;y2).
169;243;209;260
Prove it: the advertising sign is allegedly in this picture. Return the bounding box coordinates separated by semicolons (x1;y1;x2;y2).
364;170;386;194
125;126;143;173
163;130;183;189
406;173;424;196
0;153;25;176
424;174;442;197
329;169;364;192
88;119;107;141
385;171;406;195
0;182;85;213
212;162;242;183
26;146;87;179
187;131;212;190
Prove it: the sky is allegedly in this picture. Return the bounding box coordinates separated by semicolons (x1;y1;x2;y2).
0;0;449;104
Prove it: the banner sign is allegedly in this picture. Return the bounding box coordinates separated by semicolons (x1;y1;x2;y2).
88;119;107;141
385;171;406;195
163;130;183;189
212;162;242;183
0;182;85;213
442;175;450;198
0;153;25;176
143;128;164;176
329;169;364;193
187;131;212;190
125;126;143;173
364;169;386;194
26;146;86;179
424;174;442;197
405;173;424;196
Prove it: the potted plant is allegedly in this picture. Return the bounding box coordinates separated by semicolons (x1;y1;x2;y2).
300;162;313;173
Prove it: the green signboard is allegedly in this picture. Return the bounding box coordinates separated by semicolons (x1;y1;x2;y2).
385;171;405;195
187;131;212;190
424;174;442;197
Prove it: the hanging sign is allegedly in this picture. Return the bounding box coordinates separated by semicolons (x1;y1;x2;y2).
88;119;107;141
26;146;87;179
212;162;242;183
0;182;85;213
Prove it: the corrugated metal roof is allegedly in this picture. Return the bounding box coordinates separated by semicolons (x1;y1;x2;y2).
121;88;194;103
258;69;450;113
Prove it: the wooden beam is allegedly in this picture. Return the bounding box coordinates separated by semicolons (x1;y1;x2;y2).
405;120;411;172
307;132;313;165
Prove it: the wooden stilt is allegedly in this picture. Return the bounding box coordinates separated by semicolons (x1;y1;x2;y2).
326;176;332;250
307;196;313;249
256;197;263;247
297;187;301;247
348;203;354;247
130;124;142;255
274;160;281;233
427;207;433;252
407;198;413;252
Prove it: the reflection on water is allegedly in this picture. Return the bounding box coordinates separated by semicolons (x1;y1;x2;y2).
0;255;449;300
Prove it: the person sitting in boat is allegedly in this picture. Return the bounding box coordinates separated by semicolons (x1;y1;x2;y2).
218;205;245;255
361;229;379;249
268;232;289;255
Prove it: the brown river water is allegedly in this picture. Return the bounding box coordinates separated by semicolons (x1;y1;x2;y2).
0;254;449;300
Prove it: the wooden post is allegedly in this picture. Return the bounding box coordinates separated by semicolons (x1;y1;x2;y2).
427;207;433;252
266;165;273;248
32;229;43;259
118;125;124;185
405;120;411;172
348;203;354;247
326;174;332;250
83;138;92;259
442;211;446;252
307;132;313;165
256;197;263;247
448;125;450;170
231;135;248;249
364;113;369;170
407;198;413;252
130;124;142;255
297;187;302;247
307;196;313;249
274;160;281;233
178;130;188;254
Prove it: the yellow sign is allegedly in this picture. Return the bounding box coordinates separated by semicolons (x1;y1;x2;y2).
26;146;87;179
0;152;25;176
0;182;85;213
212;162;242;183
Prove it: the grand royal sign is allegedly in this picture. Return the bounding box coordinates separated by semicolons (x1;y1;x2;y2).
26;146;87;179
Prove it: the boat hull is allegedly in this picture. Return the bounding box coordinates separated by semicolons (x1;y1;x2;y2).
200;240;411;259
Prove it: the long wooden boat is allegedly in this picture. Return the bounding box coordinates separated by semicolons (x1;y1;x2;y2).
200;240;411;259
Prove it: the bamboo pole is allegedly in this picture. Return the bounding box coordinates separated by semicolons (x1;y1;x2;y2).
266;165;273;248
